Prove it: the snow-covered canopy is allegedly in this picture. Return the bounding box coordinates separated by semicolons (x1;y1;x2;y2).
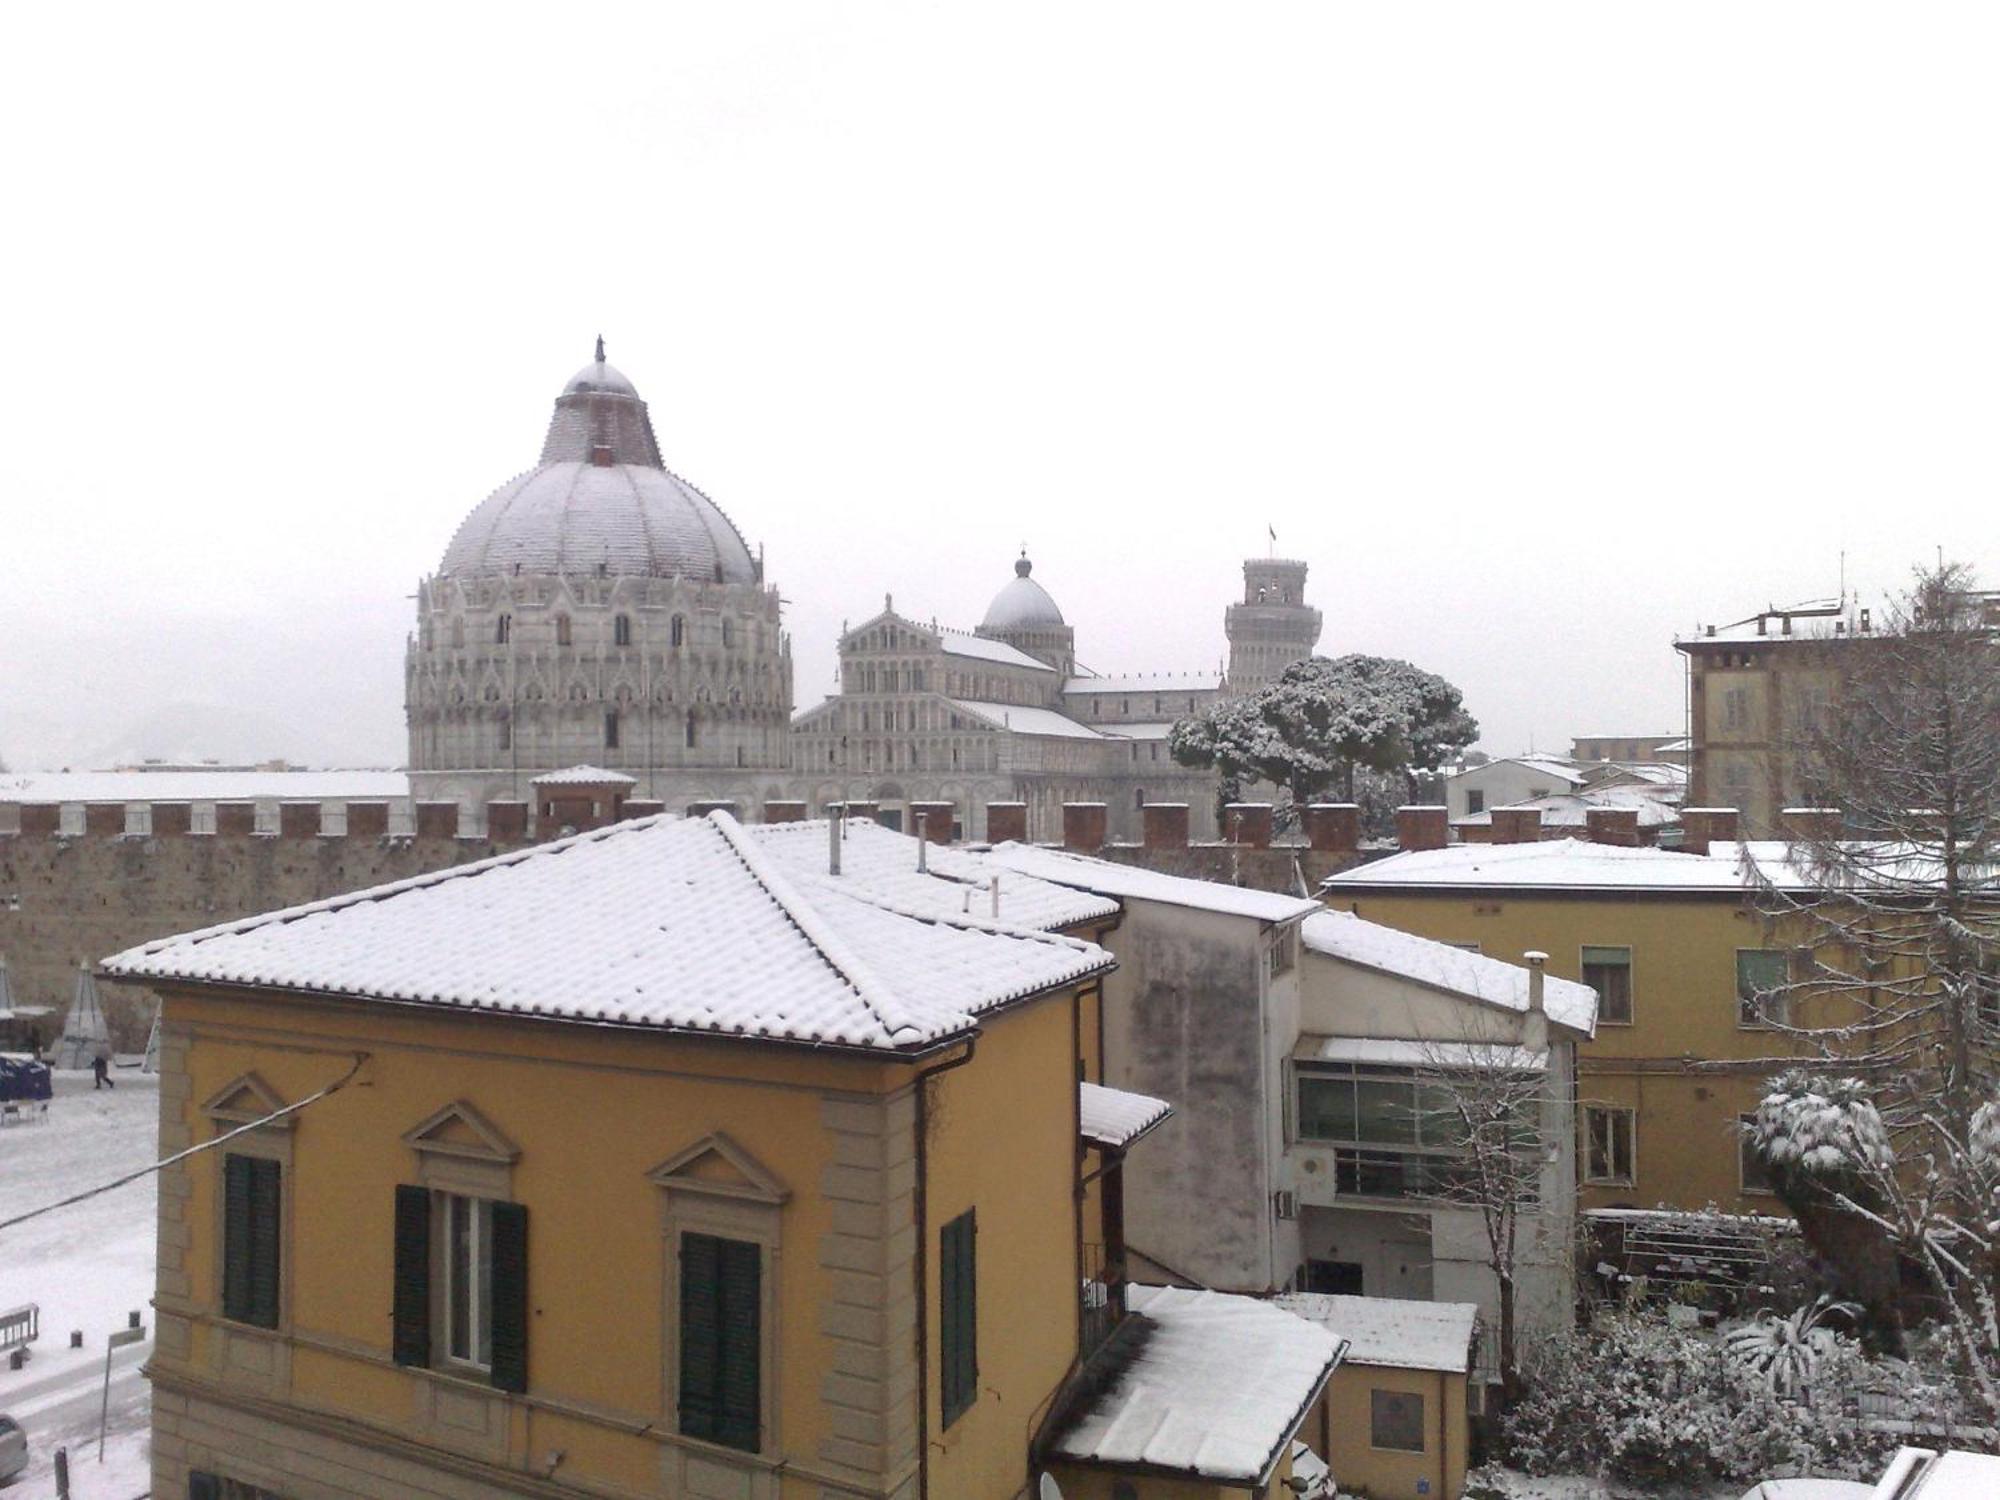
1079;1081;1174;1149
1277;1292;1479;1373
1301;908;1598;1035
104;812;1114;1055
1048;1285;1341;1485
529;764;638;787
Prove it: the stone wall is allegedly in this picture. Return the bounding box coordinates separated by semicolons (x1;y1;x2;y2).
0;832;524;1048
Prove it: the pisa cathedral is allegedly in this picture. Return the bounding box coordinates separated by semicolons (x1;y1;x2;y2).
408;347;1321;841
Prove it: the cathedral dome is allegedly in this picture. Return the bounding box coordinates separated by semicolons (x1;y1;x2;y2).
437;342;758;584
980;553;1065;630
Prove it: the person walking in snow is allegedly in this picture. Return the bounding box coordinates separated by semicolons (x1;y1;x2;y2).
92;1043;114;1090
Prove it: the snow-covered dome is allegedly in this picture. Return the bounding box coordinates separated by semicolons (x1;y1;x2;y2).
981;553;1065;630
437;341;758;584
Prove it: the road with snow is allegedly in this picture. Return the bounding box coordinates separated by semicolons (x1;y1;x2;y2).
0;1068;158;1495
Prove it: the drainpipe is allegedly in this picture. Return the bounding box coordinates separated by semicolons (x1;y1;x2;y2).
911;1037;979;1498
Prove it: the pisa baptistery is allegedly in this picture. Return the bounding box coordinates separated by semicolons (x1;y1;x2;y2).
406;342;793;817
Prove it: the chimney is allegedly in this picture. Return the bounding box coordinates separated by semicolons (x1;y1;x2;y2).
828;804;843;876
1584;807;1640;847
1142;802;1189;850
985;802;1028;844
1491;807;1543;845
1224;802;1273;849
1680;806;1738;855
1395;805;1449;852
1063;802;1108;852
1523;949;1550;1048
1781;806;1842;842
1303;803;1361;854
915;812;929;872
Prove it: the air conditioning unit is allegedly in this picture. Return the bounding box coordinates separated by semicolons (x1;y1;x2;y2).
1273;1189;1298;1220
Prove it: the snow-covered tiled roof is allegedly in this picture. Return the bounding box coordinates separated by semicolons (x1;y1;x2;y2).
949;700;1102;740
1451;783;1681;831
1079;1082;1174;1149
1295;1034;1550;1071
743;817;1118;932
1100;722;1176;741
103;812;1114;1055
1050;1285;1340;1485
1276;1293;1478;1373
935;630;1054;672
1324;837;1817;894
1063;672;1224;695
1301;910;1598;1034
0;770;409;805
529;764;637;787
984;844;1321;924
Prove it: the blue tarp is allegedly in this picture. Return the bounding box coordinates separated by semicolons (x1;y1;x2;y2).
0;1055;53;1103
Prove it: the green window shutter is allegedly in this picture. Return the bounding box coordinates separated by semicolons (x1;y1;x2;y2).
679;1232;760;1452
391;1185;431;1367
222;1155;252;1323
940;1209;977;1427
489;1201;529;1394
247;1157;281;1329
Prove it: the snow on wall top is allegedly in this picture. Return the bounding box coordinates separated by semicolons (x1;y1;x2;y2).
1050;1285;1340;1484
530;765;638;787
1079;1081;1174;1149
103;812;1113;1054
935;630;1055;672
1062;672;1224;695
984;843;1322;924
1324;837;1815;894
744;818;1119;932
0;770;411;806
1302;910;1597;1034
1276;1292;1478;1373
948;700;1104;740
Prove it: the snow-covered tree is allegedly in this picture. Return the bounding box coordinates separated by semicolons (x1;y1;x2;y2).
1742;562;2000;1410
1169;653;1477;814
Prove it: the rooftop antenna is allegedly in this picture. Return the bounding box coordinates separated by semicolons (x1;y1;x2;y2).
595;333;606;363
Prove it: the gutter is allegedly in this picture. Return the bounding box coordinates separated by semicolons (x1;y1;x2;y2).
911;1036;980;1499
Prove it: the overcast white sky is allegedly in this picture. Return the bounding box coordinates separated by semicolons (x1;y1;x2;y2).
3;3;1996;771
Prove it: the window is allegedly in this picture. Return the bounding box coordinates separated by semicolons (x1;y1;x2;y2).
1584;1106;1635;1185
1371;1388;1426;1452
1305;1259;1363;1295
497;716;510;752
671;615;686;648
443;1192;494;1369
392;1185;528;1392
187;1476;288;1500
1739;1114;1775;1194
679;1232;761;1451
495;614;512;645
940;1209;978;1427
1270;929;1296;976
614;614;632;647
555;613;571;646
1582;945;1633;1025
1723;686;1749;732
685;711;697;749
1296;1065;1531;1200
1466;789;1485;815
222;1154;281;1329
721;619;732;648
1737;949;1790;1027
605;710;620;749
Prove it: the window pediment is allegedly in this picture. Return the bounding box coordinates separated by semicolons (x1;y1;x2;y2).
402;1101;521;1165
647;1133;788;1206
202;1072;293;1130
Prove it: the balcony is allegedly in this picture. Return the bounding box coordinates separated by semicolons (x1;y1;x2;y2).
1080;1241;1124;1359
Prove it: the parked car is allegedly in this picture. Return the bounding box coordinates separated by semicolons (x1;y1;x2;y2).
0;1412;27;1485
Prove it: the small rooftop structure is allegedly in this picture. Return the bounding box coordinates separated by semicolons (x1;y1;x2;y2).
1079;1082;1174;1150
529;765;638;787
1048;1284;1341;1488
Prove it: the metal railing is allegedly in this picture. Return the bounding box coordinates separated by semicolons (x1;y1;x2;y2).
1080;1242;1122;1358
0;1302;38;1352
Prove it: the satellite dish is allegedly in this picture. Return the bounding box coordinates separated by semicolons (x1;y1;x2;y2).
1038;1475;1065;1500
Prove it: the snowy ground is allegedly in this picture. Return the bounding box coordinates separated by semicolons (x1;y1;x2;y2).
0;1066;157;1496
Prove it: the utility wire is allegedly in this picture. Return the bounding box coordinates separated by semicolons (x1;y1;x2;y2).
0;1053;368;1236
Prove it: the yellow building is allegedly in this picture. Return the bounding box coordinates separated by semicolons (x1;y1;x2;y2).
1323;827;1822;1217
110;811;1337;1500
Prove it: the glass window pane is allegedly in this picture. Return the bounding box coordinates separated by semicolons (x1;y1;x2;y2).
476;1198;494;1368
1355;1079;1418;1145
449;1195;470;1362
1298;1076;1356;1140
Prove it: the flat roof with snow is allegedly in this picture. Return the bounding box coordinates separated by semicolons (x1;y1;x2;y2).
1302;908;1598;1034
1323;837;1816;895
530;765;637;787
1276;1293;1478;1374
1049;1285;1340;1486
985;843;1322;925
103;812;1113;1055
